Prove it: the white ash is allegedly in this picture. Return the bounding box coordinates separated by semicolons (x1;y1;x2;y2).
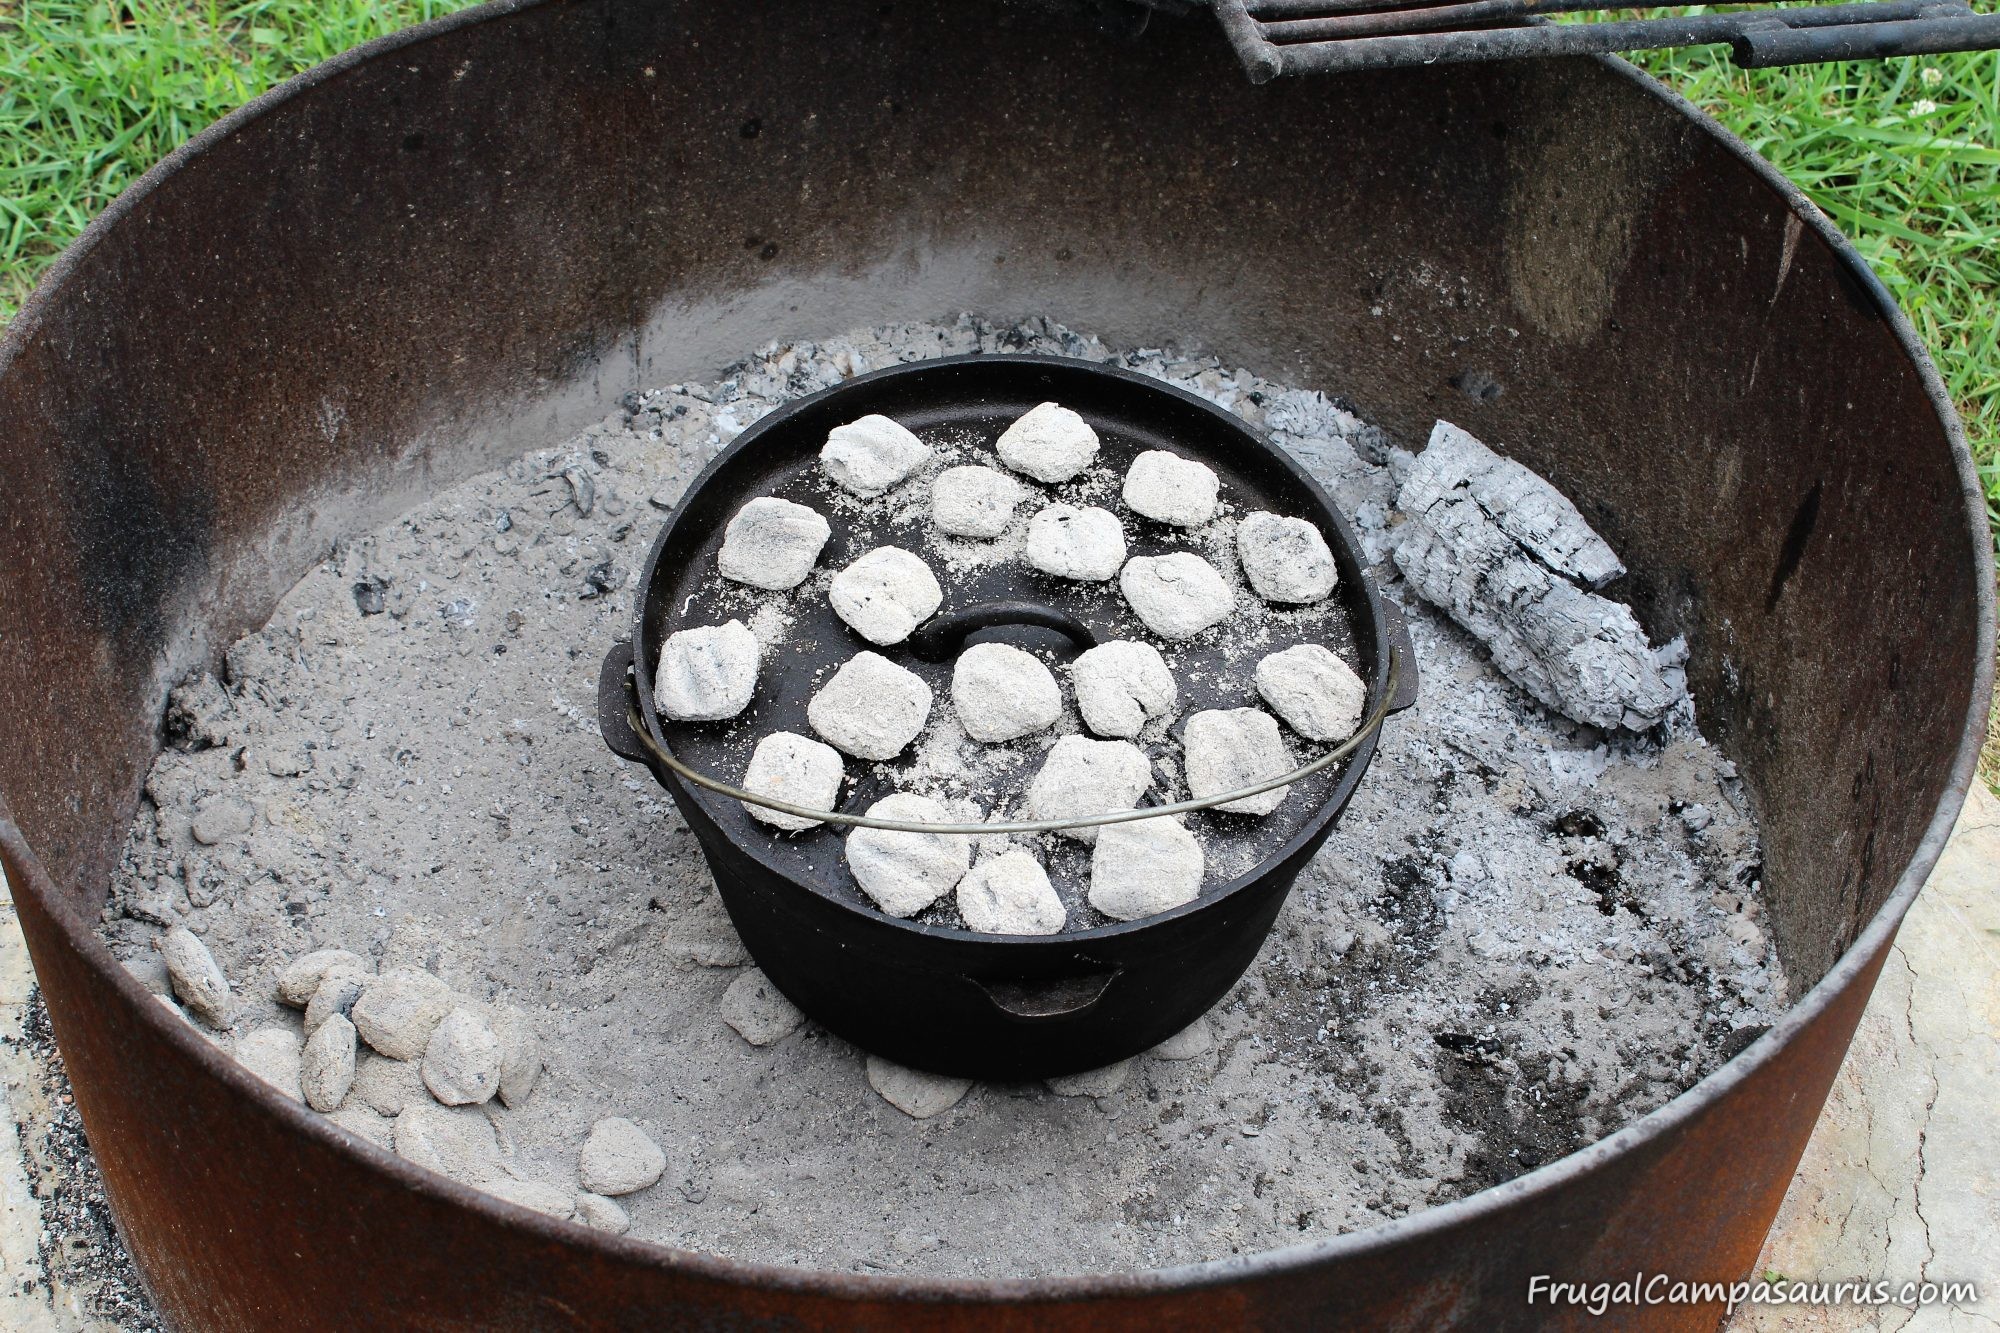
844;793;973;917
739;732;845;832
957;848;1066;935
807;651;933;760
821;414;932;496
931;465;1027;538
1024;504;1126;581
719;968;806;1047
1184;708;1295;817
866;1056;972;1120
951;642;1062;743
300;1013;357;1113
1236;512;1339;604
351;1054;427;1118
1046;1059;1135;1099
1150;1016;1215;1061
190;794;254;846
1392;421;1686;732
578;1117;668;1196
653;620;759;722
744;599;796;656
1119;552;1234;640
1256;644;1367;743
1123;450;1219;527
422;1007;504;1106
96;314;1785;1281
996;401;1099;483
329;1103;394;1151
1088;817;1205;921
156;994;201;1031
236;1029;303;1101
716;496;831;591
1024;735;1153;843
828;546;942;646
665;895;752;969
1070;640;1178;739
122;952;169;996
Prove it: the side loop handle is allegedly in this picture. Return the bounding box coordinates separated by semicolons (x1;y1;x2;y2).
1378;596;1421;714
597;642;650;763
971;968;1121;1021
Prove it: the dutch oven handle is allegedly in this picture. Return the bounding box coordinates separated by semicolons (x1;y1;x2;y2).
969;966;1123;1021
1380;595;1420;714
598;641;651;763
907;601;1098;663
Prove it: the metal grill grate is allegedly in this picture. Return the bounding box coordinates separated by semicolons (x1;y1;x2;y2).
1211;0;2000;76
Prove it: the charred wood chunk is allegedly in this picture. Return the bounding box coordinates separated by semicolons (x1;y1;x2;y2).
1392;421;1686;732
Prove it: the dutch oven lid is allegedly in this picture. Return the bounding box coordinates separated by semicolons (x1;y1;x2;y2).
620;354;1403;941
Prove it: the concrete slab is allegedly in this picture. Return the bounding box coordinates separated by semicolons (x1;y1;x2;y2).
1726;785;1999;1332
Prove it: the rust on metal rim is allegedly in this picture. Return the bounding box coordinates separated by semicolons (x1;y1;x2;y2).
0;0;1990;1325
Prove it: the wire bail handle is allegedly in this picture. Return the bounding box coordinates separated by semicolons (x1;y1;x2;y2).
608;642;1405;835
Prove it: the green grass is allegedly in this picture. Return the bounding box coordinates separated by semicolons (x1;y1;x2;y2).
0;0;471;318
1636;43;2000;548
1;2;1997;784
1626;42;2000;791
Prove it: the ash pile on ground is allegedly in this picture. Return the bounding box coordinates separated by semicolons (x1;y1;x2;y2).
93;315;1786;1279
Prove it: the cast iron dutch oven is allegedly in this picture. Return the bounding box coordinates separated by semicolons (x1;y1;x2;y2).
599;353;1415;1078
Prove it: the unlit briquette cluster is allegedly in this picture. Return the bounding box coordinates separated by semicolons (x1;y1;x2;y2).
151;931;672;1234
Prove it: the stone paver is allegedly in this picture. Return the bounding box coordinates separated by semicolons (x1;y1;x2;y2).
1725;785;1999;1331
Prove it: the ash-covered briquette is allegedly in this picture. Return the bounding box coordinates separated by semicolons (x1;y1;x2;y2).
653;620;759;721
158;925;232;1026
931;464;1027;538
952;642;1063;743
996;401;1100;483
845;792;973;917
1236;511;1339;605
739;731;845;831
93;314;1786;1282
820;414;932;496
716;496;831;591
1024;503;1127;581
1184;708;1295;817
1071;640;1178;739
1024;735;1154;844
827;546;942;646
806;650;933;760
1256;644;1367;744
1123;450;1220;528
957;847;1066;935
1089;818;1205;921
1119;552;1234;640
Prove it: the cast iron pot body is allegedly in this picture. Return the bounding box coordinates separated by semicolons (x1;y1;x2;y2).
0;0;1991;1328
603;353;1400;1080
